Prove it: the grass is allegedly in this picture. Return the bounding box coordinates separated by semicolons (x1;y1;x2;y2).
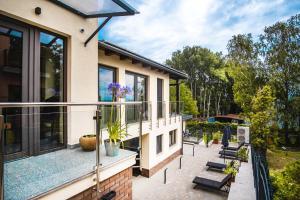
267;148;300;170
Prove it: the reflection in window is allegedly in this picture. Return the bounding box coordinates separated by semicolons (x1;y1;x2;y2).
0;25;23;154
125;72;147;123
169;130;176;146
40;32;65;151
99;66;115;101
156;135;163;154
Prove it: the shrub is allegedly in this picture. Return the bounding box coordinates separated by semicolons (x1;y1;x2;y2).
271;161;300;200
237;147;248;162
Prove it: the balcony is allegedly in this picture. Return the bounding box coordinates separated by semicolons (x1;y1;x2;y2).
0;102;143;200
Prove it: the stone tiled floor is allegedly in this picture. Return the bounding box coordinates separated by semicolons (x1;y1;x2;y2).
4;147;136;200
133;144;231;200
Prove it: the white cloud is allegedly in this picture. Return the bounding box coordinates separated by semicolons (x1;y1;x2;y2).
103;0;299;63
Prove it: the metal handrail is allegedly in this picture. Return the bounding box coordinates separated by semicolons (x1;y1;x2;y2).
0;101;142;108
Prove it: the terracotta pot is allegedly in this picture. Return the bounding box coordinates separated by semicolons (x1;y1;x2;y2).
79;135;96;151
213;139;219;144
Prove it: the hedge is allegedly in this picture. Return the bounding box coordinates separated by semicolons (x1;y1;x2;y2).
186;120;246;137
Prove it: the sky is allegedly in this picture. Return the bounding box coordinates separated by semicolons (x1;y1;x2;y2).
100;0;300;63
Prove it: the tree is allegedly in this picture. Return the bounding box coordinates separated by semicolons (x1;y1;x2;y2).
226;34;267;115
170;82;198;116
167;46;236;117
260;14;300;143
250;85;275;152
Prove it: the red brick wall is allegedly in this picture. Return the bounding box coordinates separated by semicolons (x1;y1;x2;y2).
68;167;132;200
141;148;182;177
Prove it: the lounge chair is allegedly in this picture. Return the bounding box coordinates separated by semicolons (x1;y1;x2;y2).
206;160;234;171
219;150;238;159
192;174;232;193
221;141;245;151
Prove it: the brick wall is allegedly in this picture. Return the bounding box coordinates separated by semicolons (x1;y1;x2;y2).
141;148;182;177
68;167;132;200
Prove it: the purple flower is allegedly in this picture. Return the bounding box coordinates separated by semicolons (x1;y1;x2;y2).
119;86;132;98
107;83;131;99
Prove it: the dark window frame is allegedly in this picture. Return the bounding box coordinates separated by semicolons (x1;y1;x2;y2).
98;64;117;102
157;78;163;119
156;134;163;154
169;130;177;147
0;15;68;159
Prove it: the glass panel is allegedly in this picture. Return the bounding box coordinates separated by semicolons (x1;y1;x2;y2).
137;76;145;101
57;0;126;15
40;32;65;151
0;25;23;154
157;79;163;119
125;73;134;101
99;66;115;101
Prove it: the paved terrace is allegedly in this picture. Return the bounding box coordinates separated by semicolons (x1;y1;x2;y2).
133;143;255;200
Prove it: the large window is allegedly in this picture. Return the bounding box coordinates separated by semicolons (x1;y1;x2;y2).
125;72;147;123
157;78;163;119
169;130;177;146
0;18;67;159
98;66;116;126
98;66;116;101
156;135;163;154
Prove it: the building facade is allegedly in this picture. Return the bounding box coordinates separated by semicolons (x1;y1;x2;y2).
0;0;187;199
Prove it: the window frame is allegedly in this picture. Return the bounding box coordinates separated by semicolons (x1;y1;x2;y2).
98;65;117;102
156;134;163;154
169;130;177;147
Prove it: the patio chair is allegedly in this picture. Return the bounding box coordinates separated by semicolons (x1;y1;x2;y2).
192;173;232;193
221;141;245;151
206;160;234;171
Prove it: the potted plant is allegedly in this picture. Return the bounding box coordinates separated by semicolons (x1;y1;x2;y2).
79;134;96;151
224;161;238;182
212;131;222;144
203;133;209;147
237;147;249;162
104;83;131;157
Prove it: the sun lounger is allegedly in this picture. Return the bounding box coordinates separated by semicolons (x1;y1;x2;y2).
206;160;234;171
221;142;245;151
219;150;238;159
192;174;232;193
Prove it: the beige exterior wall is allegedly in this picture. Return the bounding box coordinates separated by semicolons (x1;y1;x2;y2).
0;0;99;145
99;50;182;170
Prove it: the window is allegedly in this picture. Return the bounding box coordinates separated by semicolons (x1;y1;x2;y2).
157;78;163;119
156;135;163;154
98;66;116;127
125;72;147;123
98;66;116;101
169;130;177;146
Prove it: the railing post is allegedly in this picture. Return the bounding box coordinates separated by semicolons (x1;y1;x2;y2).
139;104;143;172
0;115;4;200
179;156;182;169
164;168;168;184
95;107;102;198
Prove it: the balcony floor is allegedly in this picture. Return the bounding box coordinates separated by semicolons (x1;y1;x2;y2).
4;146;136;200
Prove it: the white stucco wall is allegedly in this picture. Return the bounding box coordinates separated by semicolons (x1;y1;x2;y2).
99;50;183;170
0;0;99;145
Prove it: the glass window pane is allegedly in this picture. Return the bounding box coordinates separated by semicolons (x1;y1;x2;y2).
40;32;65;151
125;73;134;101
99;66;115;101
0;25;23;154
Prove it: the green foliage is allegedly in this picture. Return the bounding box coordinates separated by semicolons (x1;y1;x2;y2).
224;161;239;177
249;85;276;151
271;161;300;200
213;131;222;141
167;46;239;117
170;82;198;115
186;120;240;136
107;117;128;144
237;147;249;162
203;133;209;145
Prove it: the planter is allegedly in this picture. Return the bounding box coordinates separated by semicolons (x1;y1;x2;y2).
213;139;219;144
104;139;120;157
231;176;236;182
79;135;96;151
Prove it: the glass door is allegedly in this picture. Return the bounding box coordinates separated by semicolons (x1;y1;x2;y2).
0;20;29;159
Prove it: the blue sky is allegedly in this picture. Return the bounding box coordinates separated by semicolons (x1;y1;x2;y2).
100;0;300;63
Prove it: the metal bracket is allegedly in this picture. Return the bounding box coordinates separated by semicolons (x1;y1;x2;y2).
84;16;112;47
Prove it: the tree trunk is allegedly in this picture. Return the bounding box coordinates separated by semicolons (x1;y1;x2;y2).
203;88;206;118
207;90;211;118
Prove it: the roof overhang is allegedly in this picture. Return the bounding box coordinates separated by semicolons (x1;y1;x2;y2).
50;0;139;18
99;41;188;80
